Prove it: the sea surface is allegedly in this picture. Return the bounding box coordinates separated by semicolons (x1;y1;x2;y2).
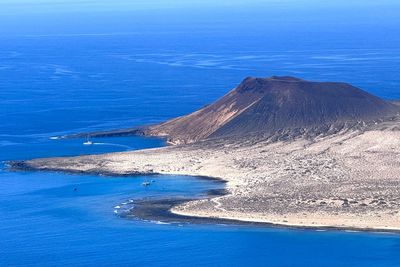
1;5;400;266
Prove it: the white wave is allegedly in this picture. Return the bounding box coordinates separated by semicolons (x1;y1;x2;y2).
234;55;261;60
114;205;121;209
152;221;170;225
54;67;74;75
0;140;21;146
286;70;307;74
344;230;360;233
92;142;132;149
311;55;348;60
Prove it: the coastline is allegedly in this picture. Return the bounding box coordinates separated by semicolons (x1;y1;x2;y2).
125;188;400;234
6;162;400;234
170;205;400;233
9;162;400;233
7;116;400;233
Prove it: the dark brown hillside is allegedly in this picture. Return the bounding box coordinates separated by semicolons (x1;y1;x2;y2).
145;76;398;144
68;76;399;144
209;76;398;139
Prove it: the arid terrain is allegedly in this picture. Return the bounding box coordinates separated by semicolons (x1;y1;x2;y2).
8;76;400;231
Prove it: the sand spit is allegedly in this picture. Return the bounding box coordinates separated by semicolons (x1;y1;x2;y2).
8;119;400;231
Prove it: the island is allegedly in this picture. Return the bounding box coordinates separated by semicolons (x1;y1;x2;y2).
9;76;400;231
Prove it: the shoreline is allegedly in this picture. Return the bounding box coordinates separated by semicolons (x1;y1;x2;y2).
170;206;400;234
6;124;400;233
8;162;400;234
126;193;400;234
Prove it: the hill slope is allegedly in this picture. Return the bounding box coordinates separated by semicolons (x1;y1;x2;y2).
146;76;399;144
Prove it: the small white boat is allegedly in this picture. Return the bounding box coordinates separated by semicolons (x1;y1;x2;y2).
83;135;93;145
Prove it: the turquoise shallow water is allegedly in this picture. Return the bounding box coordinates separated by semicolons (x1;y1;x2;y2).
1;4;400;266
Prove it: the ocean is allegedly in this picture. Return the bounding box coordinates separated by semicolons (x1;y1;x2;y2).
1;3;400;266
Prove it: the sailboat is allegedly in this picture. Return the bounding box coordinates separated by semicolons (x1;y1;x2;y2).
83;135;93;145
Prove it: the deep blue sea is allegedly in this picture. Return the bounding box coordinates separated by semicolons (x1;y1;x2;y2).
1;3;400;266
